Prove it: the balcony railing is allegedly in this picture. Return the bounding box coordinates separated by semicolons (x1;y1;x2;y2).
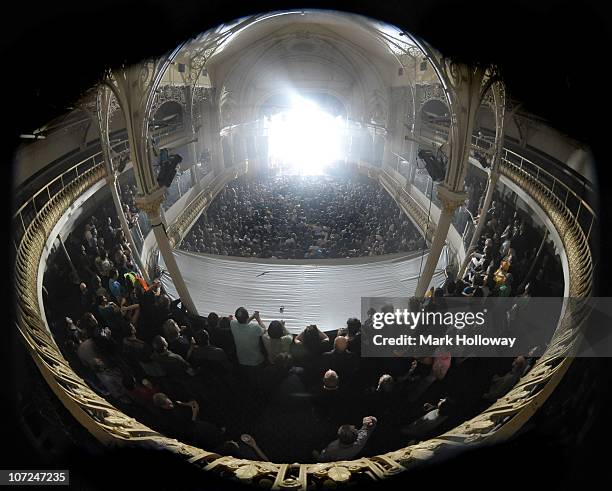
420;125;598;261
11;116;596;489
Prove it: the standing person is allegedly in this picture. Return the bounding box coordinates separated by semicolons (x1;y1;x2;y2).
316;416;378;462
230;307;267;393
230;307;266;368
262;320;293;364
107;269;124;303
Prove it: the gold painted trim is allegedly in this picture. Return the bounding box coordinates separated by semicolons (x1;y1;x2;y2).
13;143;593;488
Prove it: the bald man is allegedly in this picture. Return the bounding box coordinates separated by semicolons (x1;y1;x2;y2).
320;335;359;385
323;369;339;390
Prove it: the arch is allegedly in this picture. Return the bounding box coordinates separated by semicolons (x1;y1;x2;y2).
218;27;390;126
153;100;184;126
473;103;496;136
420;98;450;130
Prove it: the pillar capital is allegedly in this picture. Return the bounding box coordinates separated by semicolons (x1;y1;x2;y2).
436;184;467;213
105;172;118;185
135;187;166;218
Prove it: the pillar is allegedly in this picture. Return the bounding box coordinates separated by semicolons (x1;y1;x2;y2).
97;85;149;282
183;84;201;189
457;80;506;279
414;61;492;297
136;189;198;314
457;171;499;278
104;58;197;314
188;141;199;188
107;174;149;281
415;185;467;297
209;89;225;175
57;235;79;280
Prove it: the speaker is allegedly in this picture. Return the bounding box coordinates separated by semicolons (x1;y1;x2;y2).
418;149;446;182
178;63;186;73
157;154;183;187
420;61;428;71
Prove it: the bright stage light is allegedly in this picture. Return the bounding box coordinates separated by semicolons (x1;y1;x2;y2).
266;97;345;175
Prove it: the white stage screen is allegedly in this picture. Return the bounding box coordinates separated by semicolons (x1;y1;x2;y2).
161;249;448;333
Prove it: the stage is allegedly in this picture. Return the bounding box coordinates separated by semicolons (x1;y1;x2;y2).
161;248;448;333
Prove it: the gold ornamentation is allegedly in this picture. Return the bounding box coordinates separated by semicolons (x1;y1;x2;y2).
235;464;259;480
134;187;165;216
327;467;351;483
13;129;594;489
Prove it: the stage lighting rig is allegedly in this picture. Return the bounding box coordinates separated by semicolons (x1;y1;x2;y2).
156;148;183;188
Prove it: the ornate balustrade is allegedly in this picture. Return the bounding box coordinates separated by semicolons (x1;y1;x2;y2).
12;128;595;489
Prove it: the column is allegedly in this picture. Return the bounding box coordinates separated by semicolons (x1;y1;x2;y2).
457;80;506;278
457;170;499;277
184;85;201;189
414;61;491;297
107;174;150;281
415;185;467;297
57;235;79;280
209;89;225;175
136;189;198;314
105;59;198;315
97;85;149;282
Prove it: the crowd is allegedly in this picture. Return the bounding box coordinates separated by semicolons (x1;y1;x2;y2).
39;172;564;464
459;177;564;298
180;175;425;259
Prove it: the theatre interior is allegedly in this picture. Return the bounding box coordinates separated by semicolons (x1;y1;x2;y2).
8;6;608;490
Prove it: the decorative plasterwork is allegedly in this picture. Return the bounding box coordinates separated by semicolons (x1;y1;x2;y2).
151;85;187;116
13;135;593;488
419;83;447;108
103;45;183;196
220;27;389;125
481;89;495;111
193;86;210;104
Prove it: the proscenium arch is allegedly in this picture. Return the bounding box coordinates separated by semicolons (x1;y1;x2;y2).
223;52;366;125
180;10;424;139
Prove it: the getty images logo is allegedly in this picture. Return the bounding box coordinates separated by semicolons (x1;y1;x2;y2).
371;308;487;330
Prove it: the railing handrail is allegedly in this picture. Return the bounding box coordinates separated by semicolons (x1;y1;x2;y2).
13;123;190;220
419;125;597;234
473;134;598;219
475;125;596;195
11;121;595;487
12;139;130;219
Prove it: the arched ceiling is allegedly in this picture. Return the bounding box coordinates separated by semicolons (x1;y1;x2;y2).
193;11;421;125
204;10;418;82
